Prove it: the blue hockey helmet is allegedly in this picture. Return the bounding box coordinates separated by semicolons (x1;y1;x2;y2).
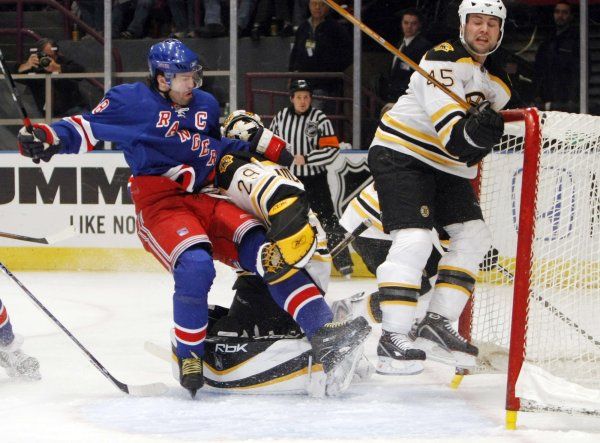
148;39;203;87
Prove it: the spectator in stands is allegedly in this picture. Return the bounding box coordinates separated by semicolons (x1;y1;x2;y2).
114;0;155;39
16;38;88;117
167;0;197;38
381;8;431;103
269;79;354;277
250;1;294;40
289;0;352;111
194;0;256;38
77;0;104;35
292;0;309;31
534;1;579;112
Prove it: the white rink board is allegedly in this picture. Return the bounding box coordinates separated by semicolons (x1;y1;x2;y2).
0;152;138;248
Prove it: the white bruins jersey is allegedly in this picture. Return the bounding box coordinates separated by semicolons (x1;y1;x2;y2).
339;182;389;241
219;155;331;291
340;182;449;254
371;40;511;179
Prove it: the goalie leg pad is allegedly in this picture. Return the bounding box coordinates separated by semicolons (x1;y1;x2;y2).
268;194;316;269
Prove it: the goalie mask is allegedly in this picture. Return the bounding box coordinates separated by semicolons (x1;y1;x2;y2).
458;0;506;56
222;110;264;140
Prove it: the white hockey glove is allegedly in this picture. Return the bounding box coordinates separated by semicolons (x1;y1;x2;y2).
222;110;263;141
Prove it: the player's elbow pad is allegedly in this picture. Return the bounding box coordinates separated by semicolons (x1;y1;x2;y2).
250;128;294;167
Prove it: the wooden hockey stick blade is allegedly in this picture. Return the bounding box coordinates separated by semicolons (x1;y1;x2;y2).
0;226;77;245
44;226;78;244
124;381;169;397
144;341;172;364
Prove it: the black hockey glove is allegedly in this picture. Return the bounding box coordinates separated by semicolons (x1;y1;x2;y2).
17;124;62;163
446;101;504;166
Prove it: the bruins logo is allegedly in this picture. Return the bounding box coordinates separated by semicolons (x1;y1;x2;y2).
434;42;454;52
219;154;234;174
420;205;430;218
466;92;486;107
304;121;318;138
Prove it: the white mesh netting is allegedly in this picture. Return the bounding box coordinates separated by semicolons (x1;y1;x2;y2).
469;110;600;412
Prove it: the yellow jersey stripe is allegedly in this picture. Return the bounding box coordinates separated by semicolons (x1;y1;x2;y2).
383;113;444;147
374;129;463;167
430;103;468;125
488;74;511;98
350;199;384;232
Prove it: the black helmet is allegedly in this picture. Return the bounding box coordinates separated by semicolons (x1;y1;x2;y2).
289;79;313;96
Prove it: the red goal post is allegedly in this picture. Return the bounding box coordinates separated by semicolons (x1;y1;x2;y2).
459;108;600;428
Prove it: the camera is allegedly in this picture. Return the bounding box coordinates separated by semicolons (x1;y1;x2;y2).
30;45;56;72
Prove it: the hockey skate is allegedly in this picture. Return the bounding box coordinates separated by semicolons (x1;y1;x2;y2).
173;352;204;398
376;330;425;375
414;312;478;368
310;316;371;395
0;335;40;380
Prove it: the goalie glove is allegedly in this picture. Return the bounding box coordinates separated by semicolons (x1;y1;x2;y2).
17;124;62;164
446;101;504;166
222;110;293;166
222;110;263;141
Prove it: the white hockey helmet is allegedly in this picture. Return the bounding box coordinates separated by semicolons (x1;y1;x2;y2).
458;0;507;56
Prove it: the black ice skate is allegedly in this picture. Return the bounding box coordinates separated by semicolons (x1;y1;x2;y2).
175;353;204;398
0;336;40;380
310;316;371;396
414;312;478;368
376;330;425;375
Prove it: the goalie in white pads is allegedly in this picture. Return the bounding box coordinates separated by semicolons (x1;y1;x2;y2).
367;0;509;372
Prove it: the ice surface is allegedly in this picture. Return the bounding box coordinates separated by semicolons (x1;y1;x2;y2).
1;264;599;442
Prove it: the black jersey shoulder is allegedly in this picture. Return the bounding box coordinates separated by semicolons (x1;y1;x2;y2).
424;40;471;63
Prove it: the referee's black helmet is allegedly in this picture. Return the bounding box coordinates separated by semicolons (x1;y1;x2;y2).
289;79;313;96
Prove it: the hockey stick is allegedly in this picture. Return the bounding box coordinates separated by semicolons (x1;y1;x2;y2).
0;261;168;396
0;226;77;245
0;49;42;164
322;0;471;110
481;247;600;350
330;218;373;259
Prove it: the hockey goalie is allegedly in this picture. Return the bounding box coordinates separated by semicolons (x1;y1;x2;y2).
170;111;373;396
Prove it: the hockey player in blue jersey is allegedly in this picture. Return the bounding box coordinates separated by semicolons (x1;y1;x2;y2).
17;39;370;397
0;298;40;379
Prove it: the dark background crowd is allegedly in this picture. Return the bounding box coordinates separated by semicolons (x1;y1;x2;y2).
0;1;599;138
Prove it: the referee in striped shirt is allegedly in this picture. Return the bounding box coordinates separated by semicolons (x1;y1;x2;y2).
269;79;353;276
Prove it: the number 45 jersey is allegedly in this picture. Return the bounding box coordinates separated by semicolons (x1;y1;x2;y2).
372;39;511;179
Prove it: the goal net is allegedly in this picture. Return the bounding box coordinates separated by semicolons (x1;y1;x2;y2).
460;108;600;415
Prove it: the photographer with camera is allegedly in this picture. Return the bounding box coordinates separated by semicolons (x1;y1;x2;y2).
16;38;88;117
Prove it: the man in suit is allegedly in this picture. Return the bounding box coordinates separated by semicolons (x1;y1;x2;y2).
385;8;431;103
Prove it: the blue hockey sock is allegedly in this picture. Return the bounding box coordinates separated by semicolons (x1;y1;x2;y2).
0;299;15;347
172;246;215;358
238;229;333;339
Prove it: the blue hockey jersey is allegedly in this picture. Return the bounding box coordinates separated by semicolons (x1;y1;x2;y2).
50;82;250;191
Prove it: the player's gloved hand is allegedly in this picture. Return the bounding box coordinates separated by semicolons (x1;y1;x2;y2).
17;124;62;164
446;101;504;166
222;110;263;141
464;101;504;149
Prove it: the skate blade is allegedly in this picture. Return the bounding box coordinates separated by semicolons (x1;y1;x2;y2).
326;347;363;396
414;338;456;366
414;338;477;368
375;356;424;375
